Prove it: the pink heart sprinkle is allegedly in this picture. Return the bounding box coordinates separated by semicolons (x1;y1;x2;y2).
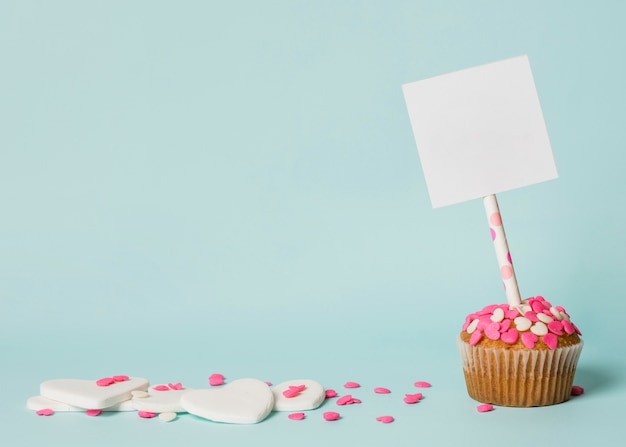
208;373;225;386
138;411;157;418
477;404;494;413
86;409;102;417
499;319;511;333
562;320;575;335
168;382;183;390
484;322;501;340
469;330;483;346
476;315;493;331
374;387;391;394
530;300;544;313
325;389;338;399
376;415;394;424
414;381;431;388
571;385;585;396
265;381;272;386
542;333;558;350
112;375;129;382
336;395;354;406
344;381;360;388
36;408;54;416
288;412;305;420
500;328;519;345
505;308;520;319
96;377;115;387
524;311;539;323
462;315;472;331
521;331;538;349
153;385;170;391
481;304;498;314
323;411;340;421
283;385;306;398
548;321;564;336
403;393;422;404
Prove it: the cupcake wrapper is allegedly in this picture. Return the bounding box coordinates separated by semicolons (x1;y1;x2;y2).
457;336;583;407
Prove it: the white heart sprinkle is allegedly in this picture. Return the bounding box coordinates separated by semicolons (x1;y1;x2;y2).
159;412;177;422
514;316;532;331
537;313;554;324
530;321;548;336
467;318;479;334
519;304;532;314
490;308;504;323
549;307;562;320
131;391;149;398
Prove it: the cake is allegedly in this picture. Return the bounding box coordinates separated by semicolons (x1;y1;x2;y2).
457;296;583;407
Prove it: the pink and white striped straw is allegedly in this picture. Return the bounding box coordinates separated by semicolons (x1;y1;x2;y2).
483;194;522;307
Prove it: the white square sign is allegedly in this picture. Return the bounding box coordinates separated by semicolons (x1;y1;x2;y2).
402;55;558;208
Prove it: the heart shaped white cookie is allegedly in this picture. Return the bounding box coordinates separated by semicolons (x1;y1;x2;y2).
132;384;192;413
271;379;325;411
27;395;135;412
40;377;149;410
180;378;274;424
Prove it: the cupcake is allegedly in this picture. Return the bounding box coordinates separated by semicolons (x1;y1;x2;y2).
457;296;583;407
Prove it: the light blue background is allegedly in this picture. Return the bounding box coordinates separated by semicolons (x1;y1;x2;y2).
1;1;624;446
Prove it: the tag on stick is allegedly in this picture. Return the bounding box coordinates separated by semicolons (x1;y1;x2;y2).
402;55;557;208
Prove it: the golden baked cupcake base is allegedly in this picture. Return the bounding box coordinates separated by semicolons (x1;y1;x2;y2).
458;296;583;407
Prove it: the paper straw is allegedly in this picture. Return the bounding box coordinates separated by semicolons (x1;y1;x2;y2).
483;194;522;307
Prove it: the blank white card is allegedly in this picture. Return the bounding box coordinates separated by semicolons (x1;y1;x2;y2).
402;55;558;208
